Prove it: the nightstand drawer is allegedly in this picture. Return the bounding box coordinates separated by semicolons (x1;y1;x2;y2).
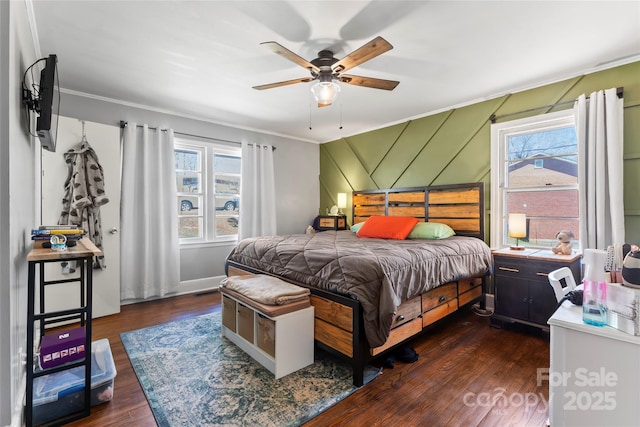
494;257;529;274
318;217;342;228
495;258;544;279
315;215;347;231
495;257;570;282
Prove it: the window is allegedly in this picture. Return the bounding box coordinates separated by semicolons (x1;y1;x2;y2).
490;110;579;249
175;138;241;243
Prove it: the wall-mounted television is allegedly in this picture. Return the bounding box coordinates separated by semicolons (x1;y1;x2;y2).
22;54;60;152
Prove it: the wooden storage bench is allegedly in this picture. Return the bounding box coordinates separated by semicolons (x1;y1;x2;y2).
220;286;315;379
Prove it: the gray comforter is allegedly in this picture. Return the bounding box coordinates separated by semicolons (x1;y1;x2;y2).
226;231;493;347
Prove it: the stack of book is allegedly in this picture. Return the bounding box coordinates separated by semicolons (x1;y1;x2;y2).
31;225;86;247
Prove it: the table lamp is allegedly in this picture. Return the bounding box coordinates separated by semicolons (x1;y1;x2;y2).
508;213;527;250
337;193;347;215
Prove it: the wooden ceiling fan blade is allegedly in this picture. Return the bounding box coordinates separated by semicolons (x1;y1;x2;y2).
331;36;393;73
252;77;313;90
338;74;399;90
260;41;320;73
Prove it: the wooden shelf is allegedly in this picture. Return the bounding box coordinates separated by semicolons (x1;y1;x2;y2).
28;237;102;262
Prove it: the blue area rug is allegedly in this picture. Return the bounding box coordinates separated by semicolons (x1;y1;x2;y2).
121;310;379;426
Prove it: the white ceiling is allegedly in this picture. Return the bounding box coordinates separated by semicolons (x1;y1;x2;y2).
29;1;640;144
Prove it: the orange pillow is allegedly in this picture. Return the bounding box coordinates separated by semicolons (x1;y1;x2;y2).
356;216;420;240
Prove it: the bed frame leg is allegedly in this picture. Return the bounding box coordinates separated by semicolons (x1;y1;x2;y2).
351;313;368;387
352;366;364;387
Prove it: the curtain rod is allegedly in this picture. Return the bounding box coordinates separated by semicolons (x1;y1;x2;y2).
489;86;623;124
119;121;276;151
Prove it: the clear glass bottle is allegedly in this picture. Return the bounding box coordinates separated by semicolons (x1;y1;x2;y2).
582;280;607;326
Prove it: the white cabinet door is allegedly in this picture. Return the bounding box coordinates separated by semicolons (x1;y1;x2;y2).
40;116;121;318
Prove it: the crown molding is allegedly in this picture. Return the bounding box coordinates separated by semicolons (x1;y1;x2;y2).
59;87;319;144
24;0;41;59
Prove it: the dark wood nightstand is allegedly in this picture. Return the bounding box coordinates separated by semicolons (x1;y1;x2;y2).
491;247;581;331
315;215;347;231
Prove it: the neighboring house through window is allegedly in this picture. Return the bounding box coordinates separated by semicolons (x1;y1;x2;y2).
491;110;579;249
175;138;241;244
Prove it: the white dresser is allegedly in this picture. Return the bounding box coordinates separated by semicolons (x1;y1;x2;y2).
548;302;640;426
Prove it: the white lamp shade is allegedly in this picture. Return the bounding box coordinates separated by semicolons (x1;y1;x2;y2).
337;193;347;209
508;213;527;238
311;81;340;107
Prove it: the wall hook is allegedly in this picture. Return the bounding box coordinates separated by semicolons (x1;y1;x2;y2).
80;120;87;142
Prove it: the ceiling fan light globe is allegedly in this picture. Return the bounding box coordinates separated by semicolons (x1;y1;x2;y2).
311;81;340;107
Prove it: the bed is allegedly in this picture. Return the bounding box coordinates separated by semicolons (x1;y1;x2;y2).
225;182;492;385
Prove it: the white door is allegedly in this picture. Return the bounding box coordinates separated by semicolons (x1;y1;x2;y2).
40;116;121;318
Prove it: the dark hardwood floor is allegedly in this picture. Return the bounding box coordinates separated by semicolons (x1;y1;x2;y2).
63;292;550;427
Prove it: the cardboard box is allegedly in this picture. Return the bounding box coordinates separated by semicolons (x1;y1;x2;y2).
40;327;86;369
33;339;116;425
606;282;640;335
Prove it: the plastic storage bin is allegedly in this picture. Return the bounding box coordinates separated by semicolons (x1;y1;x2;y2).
32;338;116;425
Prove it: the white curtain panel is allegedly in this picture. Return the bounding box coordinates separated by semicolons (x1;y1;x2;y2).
575;87;625;252
120;123;180;300
238;143;277;240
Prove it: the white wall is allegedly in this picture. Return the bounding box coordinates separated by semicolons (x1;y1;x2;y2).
1;4;318;422
1;1;39;426
59;93;320;284
0;2;10;424
0;2;11;426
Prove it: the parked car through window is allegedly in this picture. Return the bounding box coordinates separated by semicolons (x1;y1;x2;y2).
179;196;239;212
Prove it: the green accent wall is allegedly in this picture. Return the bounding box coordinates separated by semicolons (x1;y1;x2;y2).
320;61;640;243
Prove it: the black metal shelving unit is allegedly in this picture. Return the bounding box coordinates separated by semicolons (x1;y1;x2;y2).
25;239;101;427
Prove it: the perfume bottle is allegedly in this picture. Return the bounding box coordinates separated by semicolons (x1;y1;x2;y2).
582;249;608;326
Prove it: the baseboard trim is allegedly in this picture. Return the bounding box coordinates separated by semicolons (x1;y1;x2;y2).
176;276;223;295
121;276;224;306
485;293;495;311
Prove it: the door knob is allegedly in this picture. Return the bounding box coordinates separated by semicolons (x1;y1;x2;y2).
108;227;118;234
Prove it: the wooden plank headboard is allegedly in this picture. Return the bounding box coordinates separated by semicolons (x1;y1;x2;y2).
352;182;485;240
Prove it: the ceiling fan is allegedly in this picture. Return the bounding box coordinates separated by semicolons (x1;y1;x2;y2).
253;36;399;107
